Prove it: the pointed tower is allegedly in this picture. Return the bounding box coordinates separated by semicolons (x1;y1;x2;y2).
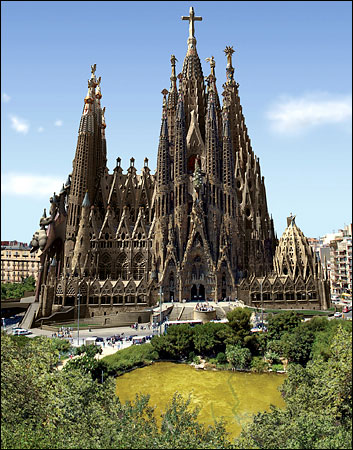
167;55;179;157
180;6;207;149
65;64;106;270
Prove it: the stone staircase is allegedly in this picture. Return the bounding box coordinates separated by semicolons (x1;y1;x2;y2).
160;302;238;323
20;302;39;329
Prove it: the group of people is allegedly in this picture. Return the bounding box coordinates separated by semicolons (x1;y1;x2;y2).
131;322;153;331
52;327;73;339
195;302;214;312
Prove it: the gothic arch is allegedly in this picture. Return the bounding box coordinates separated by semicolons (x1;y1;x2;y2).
116;252;128;280
284;277;295;300
56;281;64;295
132;253;145;280
113;279;125;294
99;252;111;279
78;281;88;303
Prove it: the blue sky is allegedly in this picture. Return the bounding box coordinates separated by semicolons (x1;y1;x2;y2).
1;1;352;243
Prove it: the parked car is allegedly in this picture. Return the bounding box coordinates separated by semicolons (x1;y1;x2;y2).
334;312;342;318
342;306;352;313
12;328;32;336
95;337;104;343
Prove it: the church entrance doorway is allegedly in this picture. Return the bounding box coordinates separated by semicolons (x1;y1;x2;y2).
191;284;197;300
198;284;205;300
65;296;75;306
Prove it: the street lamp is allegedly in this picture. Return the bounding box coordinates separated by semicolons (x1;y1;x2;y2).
260;279;264;329
159;285;163;336
77;288;81;346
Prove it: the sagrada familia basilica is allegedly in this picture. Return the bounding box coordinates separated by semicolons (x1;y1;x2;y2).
31;7;329;325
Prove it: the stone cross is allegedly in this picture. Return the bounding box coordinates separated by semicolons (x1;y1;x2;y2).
181;7;202;39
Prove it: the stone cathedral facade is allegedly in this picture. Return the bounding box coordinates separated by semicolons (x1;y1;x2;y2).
31;7;329;323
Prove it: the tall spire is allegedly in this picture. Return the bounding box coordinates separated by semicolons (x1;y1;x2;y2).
222;108;235;191
66;64;102;260
205;87;220;183
157;90;170;188
205;56;221;110
174;91;187;179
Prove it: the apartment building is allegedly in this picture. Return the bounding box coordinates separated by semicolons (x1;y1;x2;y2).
1;241;41;283
308;224;352;297
328;225;352;296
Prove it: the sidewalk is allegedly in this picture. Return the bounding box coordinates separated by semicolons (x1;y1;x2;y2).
57;341;129;370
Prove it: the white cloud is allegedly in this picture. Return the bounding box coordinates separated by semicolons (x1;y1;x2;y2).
1;173;63;198
38;126;44;133
54;119;63;127
2;93;11;102
9;115;30;135
267;93;352;134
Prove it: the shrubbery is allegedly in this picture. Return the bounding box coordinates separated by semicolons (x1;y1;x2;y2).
235;326;352;449
2;310;352;449
250;356;269;373
103;342;159;375
225;344;252;370
1;276;36;300
1;333;230;449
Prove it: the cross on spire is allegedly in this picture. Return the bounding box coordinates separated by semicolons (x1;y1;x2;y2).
181;6;202;40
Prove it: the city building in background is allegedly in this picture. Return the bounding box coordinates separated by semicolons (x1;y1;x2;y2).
1;241;40;283
327;224;352;297
308;224;352;298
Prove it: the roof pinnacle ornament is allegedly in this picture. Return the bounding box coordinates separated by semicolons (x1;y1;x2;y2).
161;88;169;108
287;213;296;227
101;106;106;129
85;64;98;105
182;6;202;52
170;54;178;91
96;76;102;99
224;46;235;84
89;63;98;87
205;56;216;77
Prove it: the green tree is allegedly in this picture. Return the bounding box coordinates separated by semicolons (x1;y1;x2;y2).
193;322;227;356
234;325;352;449
266;311;301;340
151;324;194;359
1;333;232;449
226;307;252;344
225;344;252;370
280;327;315;366
1;276;36;300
